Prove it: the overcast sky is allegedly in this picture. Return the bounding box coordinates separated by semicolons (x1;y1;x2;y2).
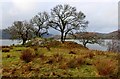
0;0;119;34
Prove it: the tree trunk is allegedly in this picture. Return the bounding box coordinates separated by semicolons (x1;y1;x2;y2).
61;32;64;43
64;32;67;41
22;38;27;45
83;42;87;47
36;28;40;37
83;40;88;47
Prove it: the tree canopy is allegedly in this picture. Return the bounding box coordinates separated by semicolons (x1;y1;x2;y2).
6;21;35;45
6;4;89;45
48;4;88;42
31;11;49;37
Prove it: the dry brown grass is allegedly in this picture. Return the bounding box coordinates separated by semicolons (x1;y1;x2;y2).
59;63;67;69
53;53;63;62
20;48;35;63
86;52;95;59
69;51;76;54
94;59;118;76
66;56;85;68
61;41;88;49
45;41;88;50
2;48;10;52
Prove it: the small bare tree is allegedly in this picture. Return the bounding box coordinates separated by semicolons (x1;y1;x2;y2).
76;32;103;47
107;30;120;53
107;40;120;52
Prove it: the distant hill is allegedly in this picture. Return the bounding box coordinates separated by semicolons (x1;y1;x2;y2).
0;29;54;39
96;30;118;39
0;29;11;39
74;30;119;39
107;30;118;39
1;29;119;39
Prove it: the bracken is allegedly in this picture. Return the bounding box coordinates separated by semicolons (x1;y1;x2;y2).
20;48;35;63
94;59;118;76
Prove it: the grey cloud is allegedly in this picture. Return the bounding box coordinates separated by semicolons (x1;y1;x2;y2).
1;1;118;34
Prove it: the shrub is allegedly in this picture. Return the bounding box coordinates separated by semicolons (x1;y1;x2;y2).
88;52;95;59
76;56;85;64
69;51;76;54
1;46;9;48
34;48;46;60
96;51;106;55
32;46;38;51
46;40;61;47
66;56;85;68
0;47;1;50
53;53;63;62
45;46;51;51
1;46;13;50
46;57;55;64
67;59;78;68
2;48;10;52
46;53;64;64
6;55;10;58
59;63;68;69
62;41;88;49
39;53;45;60
94;59;118;76
15;49;22;51
83;52;95;59
20;48;35;63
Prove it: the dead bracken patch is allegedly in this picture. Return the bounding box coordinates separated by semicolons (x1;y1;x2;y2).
6;55;10;58
45;41;88;49
20;48;35;63
2;48;10;52
94;59;118;76
69;51;76;54
66;56;85;68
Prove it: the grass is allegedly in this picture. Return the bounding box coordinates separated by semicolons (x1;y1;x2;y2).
1;41;119;78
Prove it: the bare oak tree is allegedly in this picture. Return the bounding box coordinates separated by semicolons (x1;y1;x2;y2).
48;4;88;42
31;11;49;37
6;21;35;45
